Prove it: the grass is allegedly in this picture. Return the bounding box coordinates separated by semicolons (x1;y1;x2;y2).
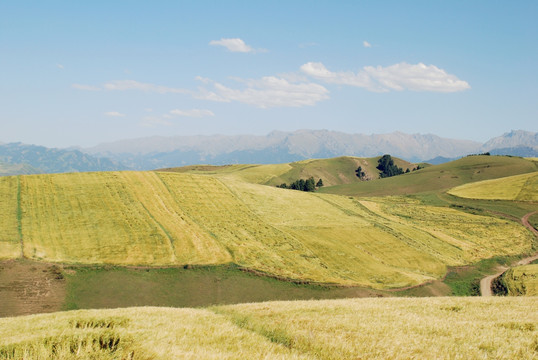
1;297;537;359
0;176;21;258
62;264;385;311
443;256;518;296
529;212;538;231
500;264;538;296
2;170;534;289
448;171;538;201
320;155;538;197
161;155;416;187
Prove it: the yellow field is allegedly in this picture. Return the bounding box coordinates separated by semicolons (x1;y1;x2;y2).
502;264;538;296
0;176;20;258
1;171;534;288
1;297;536;359
448;171;538;201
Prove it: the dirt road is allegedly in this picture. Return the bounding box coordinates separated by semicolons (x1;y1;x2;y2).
480;210;538;297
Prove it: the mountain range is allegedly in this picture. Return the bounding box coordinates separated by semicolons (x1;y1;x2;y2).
1;130;537;175
86;129;538;170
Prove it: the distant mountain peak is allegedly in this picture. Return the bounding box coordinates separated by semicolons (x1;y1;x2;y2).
482;130;538;151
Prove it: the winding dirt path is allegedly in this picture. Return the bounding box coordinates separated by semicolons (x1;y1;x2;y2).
480;210;538;296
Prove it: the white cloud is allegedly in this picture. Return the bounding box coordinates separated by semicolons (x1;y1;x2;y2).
56;64;64;69
364;63;471;92
103;80;188;94
301;62;470;93
72;83;101;91
104;111;126;117
363;41;372;48
195;76;329;108
300;62;374;88
209;38;267;53
169;109;215;118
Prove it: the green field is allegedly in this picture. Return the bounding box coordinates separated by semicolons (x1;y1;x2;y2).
1;169;534;289
320;155;538;197
1;297;536;359
162;155;416;187
500;264;538;296
448;171;538;201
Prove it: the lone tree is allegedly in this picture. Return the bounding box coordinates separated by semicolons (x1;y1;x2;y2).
355;166;366;179
376;154;404;178
316;178;324;187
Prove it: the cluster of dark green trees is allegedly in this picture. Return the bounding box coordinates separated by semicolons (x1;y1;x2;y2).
277;177;323;192
356;154;423;180
376;154;405;178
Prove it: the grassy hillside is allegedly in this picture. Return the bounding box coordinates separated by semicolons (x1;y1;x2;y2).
1;171;534;289
320;155;538;197
1;297;536;359
500;264;538;296
161;155;416;187
448;171;538;201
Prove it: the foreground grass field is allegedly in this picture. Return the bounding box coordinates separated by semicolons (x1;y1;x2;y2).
0;297;536;359
448;171;538;201
1;170;535;289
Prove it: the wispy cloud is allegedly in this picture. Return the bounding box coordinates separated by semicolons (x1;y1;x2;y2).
104;111;125;117
195;76;329;108
169;109;215;118
301;62;470;93
209;38;266;53
363;41;372;48
56;63;64;69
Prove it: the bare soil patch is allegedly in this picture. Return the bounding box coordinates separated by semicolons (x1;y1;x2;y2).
0;259;66;317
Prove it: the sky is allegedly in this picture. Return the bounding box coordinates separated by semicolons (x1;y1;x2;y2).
1;0;537;148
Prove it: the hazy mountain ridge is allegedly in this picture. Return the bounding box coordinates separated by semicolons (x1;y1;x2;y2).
481;130;538;152
2;130;536;174
87;130;486;170
0;143;129;175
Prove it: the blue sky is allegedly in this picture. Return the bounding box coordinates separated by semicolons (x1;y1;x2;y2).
1;1;537;148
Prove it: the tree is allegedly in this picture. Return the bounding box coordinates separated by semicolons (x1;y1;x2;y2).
376;154;404;178
355;166;366;179
316;178;324;187
305;177;316;192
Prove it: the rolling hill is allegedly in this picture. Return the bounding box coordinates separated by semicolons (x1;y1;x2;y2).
319;155;538;197
448;171;538;201
161;155;417;187
1;168;534;289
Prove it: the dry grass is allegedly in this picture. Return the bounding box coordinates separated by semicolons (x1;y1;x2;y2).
502;264;538;296
360;197;533;263
448;171;538;201
1;297;536;359
216;297;538;360
2;171;534;288
0;176;20;258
